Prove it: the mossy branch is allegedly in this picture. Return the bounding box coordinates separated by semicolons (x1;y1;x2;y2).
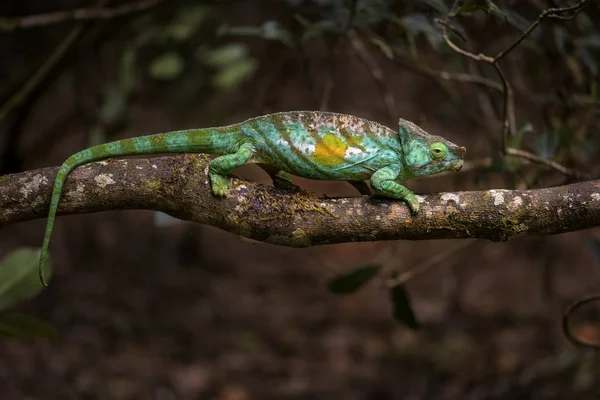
1;154;599;245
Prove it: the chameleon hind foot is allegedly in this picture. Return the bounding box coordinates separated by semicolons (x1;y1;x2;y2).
258;164;300;192
349;180;372;196
208;142;256;197
209;173;230;196
271;171;300;192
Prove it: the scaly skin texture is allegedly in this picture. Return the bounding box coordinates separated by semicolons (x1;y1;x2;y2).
38;111;466;285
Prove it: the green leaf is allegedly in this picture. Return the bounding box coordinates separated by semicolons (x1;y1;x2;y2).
201;43;249;67
389;284;421;330
167;5;211;41
0;313;58;340
148;52;185;81
327;264;381;295
0;247;51;312
211;59;257;88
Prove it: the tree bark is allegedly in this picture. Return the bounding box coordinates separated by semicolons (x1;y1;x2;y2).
1;154;599;245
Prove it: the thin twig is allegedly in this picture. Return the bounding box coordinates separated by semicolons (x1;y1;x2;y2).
506;148;589;178
0;0;164;31
0;0;111;125
494;0;589;62
435;0;590;180
386;241;476;287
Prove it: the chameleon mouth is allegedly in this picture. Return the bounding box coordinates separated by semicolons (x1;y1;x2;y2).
454;160;464;171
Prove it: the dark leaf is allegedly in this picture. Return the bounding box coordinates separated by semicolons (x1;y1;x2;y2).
327;264;381;294
0;248;51;312
390;284;421;330
531;131;560;159
450;0;505;17
0;313;58;340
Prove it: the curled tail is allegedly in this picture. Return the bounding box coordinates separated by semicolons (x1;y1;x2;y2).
38;127;241;286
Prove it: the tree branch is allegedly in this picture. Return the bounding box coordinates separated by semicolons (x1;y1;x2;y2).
0;0;165;31
1;155;600;245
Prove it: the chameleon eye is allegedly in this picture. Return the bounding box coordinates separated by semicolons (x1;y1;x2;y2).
430;142;447;160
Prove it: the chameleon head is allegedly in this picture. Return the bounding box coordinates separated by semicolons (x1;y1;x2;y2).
398;118;466;178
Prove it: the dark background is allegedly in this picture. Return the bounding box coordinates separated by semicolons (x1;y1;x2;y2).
1;0;600;398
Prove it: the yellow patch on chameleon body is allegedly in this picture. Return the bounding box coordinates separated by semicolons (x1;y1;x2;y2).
311;134;348;167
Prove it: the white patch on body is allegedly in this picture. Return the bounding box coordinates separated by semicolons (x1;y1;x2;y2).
297;143;316;155
276;138;291;149
591;192;600;201
345;147;363;157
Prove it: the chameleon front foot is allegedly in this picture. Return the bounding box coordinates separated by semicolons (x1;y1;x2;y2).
370;166;420;215
403;192;420;214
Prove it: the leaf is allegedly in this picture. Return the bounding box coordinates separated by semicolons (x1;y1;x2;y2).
502;8;530;31
586;237;600;266
575;34;600;49
389;284;421;330
167;5;211;41
327;264;381;295
219;20;296;47
148;52;185;81
301;19;340;42
396;14;443;49
211;59;257;88
0;248;51;312
0;313;58;340
100;86;128;124
366;36;394;60
531;131;560;159
201;43;249;67
119;48;138;94
450;0;505;17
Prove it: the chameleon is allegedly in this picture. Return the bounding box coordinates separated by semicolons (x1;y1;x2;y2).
37;110;465;286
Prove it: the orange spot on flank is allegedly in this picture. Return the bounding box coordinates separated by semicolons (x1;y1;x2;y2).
311;134;348;167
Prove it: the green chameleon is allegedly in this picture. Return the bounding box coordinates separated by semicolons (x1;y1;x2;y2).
38;111;465;285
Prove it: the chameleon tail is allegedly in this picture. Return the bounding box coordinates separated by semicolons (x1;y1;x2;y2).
38;127;241;286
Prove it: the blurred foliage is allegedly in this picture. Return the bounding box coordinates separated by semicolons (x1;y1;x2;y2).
0;248;57;340
1;0;599;334
326;264;381;294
